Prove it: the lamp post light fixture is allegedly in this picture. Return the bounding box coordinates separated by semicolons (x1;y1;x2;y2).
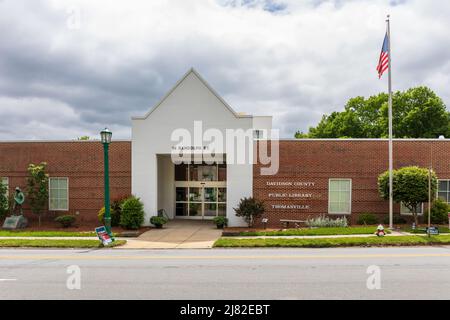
100;128;113;237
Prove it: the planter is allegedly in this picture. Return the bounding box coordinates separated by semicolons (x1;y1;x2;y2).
216;224;224;229
154;224;163;229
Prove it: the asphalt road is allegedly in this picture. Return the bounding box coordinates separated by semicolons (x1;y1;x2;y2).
1;246;450;300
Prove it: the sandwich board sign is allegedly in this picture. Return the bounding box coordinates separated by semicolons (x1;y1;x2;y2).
95;226;113;246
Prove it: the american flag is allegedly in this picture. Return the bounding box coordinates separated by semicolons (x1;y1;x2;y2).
377;33;389;79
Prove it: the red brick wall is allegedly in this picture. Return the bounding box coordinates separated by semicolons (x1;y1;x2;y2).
254;140;450;227
0;141;131;223
2;139;449;227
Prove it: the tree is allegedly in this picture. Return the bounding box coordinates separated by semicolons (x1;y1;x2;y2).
234;197;265;227
26;163;49;226
77;136;90;141
378;166;437;226
300;87;449;139
0;177;8;220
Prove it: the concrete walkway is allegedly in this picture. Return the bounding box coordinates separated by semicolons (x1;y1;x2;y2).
120;220;223;249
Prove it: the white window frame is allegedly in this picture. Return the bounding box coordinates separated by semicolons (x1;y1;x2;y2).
1;177;8;209
253;129;266;140
400;202;424;216
328;178;352;215
437;179;450;204
49;177;69;211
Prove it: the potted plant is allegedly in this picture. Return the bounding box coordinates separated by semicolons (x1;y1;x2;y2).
150;216;168;229
213;216;228;229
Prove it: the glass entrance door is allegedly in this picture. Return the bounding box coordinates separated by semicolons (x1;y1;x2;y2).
174;162;226;219
175;184;226;219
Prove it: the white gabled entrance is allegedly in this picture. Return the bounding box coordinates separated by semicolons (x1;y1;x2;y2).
132;68;271;226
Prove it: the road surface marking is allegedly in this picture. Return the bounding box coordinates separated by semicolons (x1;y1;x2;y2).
1;253;450;261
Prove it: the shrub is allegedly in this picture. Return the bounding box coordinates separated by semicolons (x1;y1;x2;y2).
97;196;127;227
357;213;379;225
150;216;168;228
55;215;76;228
26;163;49;226
120;196;145;230
424;199;449;225
234;197;265;227
213;216;228;229
306;216;348;228
383;215;407;225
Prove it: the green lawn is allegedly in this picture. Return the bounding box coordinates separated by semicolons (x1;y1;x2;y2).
235;227;390;237
0;231;99;237
214;235;450;248
0;239;126;248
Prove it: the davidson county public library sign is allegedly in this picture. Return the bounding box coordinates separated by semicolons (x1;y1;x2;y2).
265;181;316;211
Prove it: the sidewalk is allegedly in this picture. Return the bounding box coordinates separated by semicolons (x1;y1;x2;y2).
119;220;222;249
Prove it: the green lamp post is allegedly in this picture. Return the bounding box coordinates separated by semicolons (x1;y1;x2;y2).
100;128;113;237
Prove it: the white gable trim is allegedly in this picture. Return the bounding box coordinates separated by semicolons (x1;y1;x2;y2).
132;68;252;120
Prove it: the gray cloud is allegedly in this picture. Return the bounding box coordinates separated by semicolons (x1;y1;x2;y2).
0;0;448;140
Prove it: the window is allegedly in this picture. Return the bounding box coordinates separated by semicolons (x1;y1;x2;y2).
438;180;450;204
400;202;424;216
174;163;226;182
1;177;8;209
328;179;352;214
49;178;69;211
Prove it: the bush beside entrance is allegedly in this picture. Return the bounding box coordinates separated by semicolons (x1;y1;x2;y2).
120;196;145;230
98;196;129;227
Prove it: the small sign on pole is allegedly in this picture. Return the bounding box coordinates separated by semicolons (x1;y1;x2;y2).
95;226;113;246
426;226;439;236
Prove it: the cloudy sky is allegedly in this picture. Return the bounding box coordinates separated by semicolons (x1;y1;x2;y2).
0;0;449;140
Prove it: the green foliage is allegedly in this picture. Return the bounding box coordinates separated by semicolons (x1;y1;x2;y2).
306;216;348;228
150;216;168;228
120;196;145;230
234;197;265;227
77;136;90;141
382;215;407;225
357;213;379;225
26;163;49;226
299;87;449;139
0;178;8;220
237;226;390;237
0;239;126;248
0;230;97;237
54;215;76;228
97;196;128;227
378;166;437;225
214;235;450;248
213;216;228;229
424;199;449;225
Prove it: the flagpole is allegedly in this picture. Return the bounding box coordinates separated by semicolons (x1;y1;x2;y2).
387;14;394;230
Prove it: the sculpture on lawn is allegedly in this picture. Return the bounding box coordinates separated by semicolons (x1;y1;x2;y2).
12;187;25;216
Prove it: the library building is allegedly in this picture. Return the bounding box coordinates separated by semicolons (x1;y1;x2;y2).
0;69;449;227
